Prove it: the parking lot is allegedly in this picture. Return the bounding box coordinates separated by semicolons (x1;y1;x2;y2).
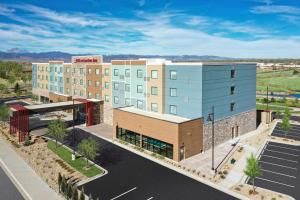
271;122;300;141
62;128;238;200
247;141;300;199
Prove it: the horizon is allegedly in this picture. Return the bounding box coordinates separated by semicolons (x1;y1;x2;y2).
1;0;300;58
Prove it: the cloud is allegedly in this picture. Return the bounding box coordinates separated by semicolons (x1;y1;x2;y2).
280;15;300;25
251;5;300;14
0;3;300;58
137;0;146;7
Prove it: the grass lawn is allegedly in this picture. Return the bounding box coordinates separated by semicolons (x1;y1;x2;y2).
256;104;292;112
47;140;103;177
257;69;300;93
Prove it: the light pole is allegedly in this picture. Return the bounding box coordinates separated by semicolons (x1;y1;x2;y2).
72;99;76;161
207;106;215;171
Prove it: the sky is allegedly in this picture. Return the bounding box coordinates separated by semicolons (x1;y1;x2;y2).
0;0;300;58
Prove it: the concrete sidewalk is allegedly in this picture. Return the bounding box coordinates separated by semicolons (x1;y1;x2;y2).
0;138;63;200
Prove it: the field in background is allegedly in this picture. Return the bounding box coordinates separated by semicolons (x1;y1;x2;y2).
257;69;300;93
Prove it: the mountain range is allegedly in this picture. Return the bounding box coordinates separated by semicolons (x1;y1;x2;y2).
0;49;234;62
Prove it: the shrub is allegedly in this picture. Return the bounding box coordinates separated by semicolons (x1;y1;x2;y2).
23;135;31;146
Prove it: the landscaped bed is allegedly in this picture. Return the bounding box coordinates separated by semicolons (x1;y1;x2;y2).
47;140;103;178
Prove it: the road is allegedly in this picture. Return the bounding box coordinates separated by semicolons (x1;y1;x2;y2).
0;166;24;200
62;128;238;200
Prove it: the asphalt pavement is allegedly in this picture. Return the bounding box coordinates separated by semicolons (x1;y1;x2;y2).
0;166;24;200
63;128;238;200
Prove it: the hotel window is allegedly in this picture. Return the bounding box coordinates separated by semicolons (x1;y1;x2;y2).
95;69;100;75
151;87;158;95
125;98;130;106
73;68;76;73
114;96;119;104
80;68;84;74
46;75;48;80
151;103;158;112
59;77;63;83
151;70;158;79
55;77;57;82
88;92;92;98
59;67;62;73
114;69;119;76
105;95;110;102
169;105;177;115
137;85;143;93
80;79;83;85
230;102;235;112
66;78;70;83
114;82;119;90
230;86;235;95
66;88;70;94
104;68;109;76
95;81;100;87
41;75;44;80
231;69;236;78
137;70;143;78
88;80;92;86
88;68;92;74
59;87;63;93
73;78;77;84
137;100;143;109
125;69;130;77
66;67;70;73
95;93;100;100
170;88;177;97
105;82;109;89
170;70;177;80
125;84;130;92
55;67;57;72
80;90;83;97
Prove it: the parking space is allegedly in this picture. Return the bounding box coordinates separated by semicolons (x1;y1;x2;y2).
247;141;300;199
271;122;300;140
0;166;24;200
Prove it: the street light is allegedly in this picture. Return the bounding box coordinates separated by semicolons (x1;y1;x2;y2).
72;99;76;161
207;106;215;171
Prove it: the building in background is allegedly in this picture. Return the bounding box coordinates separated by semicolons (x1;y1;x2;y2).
32;56;257;161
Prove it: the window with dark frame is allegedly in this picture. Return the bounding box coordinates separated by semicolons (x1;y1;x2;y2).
231;69;236;78
230;86;235;95
230;102;235;111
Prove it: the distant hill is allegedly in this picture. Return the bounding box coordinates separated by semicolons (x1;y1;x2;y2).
0;50;234;62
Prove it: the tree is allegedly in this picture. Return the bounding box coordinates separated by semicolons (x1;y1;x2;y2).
244;153;262;193
58;173;62;193
80;188;85;200
47;119;67;148
0;104;10;125
14;82;21;96
284;107;291;118
72;186;79;200
8;75;16;85
78;137;99;168
0;83;7;95
67;182;73;200
281;111;291;139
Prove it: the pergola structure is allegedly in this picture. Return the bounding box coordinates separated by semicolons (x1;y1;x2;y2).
9;104;29;143
9;98;101;143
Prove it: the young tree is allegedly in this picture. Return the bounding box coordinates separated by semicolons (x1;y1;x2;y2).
281;115;291;139
47;119;67;148
58;173;62;193
80;188;85;200
78;137;99;168
14;82;21;96
8;75;16;85
72;186;79;200
0;104;10;125
244;153;262;193
0;83;7;95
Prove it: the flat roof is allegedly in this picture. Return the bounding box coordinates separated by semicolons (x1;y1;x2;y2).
117;106;192;123
24;101;83;110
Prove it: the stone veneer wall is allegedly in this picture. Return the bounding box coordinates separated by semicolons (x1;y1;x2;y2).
203;109;256;151
93;101;104;124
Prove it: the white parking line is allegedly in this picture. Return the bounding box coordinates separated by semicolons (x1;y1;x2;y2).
256;177;295;188
273;131;300;139
261;169;296;178
110;187;137;200
146;197;154;200
268;144;300;152
273;133;300;140
259;161;297;170
262;154;298;163
265;149;300;157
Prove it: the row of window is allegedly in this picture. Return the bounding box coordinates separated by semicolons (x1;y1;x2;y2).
113;69;177;80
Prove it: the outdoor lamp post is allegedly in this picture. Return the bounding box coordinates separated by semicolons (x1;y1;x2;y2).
72;99;76;161
207;106;215;171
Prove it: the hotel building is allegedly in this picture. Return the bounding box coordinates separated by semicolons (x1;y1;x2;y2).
32;55;256;161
